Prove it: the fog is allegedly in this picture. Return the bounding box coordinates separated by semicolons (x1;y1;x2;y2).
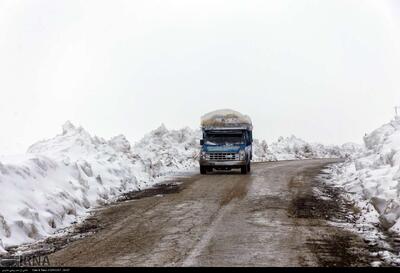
1;0;399;154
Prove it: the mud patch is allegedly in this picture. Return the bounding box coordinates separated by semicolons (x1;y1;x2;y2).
220;179;250;206
119;183;183;201
249;196;288;212
288;169;354;222
306;232;374;267
288;188;351;221
288;166;392;267
73;215;102;235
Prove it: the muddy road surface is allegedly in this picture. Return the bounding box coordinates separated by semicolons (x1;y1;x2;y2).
44;159;377;267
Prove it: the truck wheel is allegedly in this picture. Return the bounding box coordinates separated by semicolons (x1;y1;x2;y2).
247;163;251;173
200;166;207;175
241;165;247;174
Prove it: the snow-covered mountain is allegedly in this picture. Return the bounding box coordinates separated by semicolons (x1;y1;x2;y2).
328;116;400;234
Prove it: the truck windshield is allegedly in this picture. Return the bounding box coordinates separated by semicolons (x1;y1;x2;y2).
205;133;244;145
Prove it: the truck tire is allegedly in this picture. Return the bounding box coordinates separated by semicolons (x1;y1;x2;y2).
241;165;247;174
200;166;207;175
247;163;251;173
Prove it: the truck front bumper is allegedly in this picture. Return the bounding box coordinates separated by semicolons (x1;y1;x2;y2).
199;159;247;167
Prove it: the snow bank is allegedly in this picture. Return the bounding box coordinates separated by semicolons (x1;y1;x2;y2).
252;135;350;162
0;121;349;253
328;116;400;234
0;122;199;252
133;124;201;177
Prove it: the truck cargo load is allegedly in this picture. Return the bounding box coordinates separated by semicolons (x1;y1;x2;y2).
201;109;253;130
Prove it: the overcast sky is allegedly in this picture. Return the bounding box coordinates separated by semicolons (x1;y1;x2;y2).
1;0;400;154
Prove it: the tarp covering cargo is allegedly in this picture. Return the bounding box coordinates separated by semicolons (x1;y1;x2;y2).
201;109;253;130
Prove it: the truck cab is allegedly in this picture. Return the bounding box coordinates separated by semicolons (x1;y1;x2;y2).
199;110;253;174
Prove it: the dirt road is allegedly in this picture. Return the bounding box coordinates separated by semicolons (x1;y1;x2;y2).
46;159;375;267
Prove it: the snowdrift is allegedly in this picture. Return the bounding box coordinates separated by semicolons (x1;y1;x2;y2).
133;124;201;177
0;121;348;253
328;116;400;234
0;122;199;253
252;135;353;162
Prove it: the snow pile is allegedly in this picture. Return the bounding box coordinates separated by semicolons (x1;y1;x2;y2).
252;135;349;161
0;121;353;253
340;142;365;158
328;116;400;234
201;109;252;129
252;139;277;161
133;124;201;177
0;122;199;253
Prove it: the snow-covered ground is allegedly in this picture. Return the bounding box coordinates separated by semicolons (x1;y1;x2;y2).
328;116;400;233
252;135;359;162
0;122;200;253
0;122;348;253
323;116;400;265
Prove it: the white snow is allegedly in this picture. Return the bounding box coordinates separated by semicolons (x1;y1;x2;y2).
133;124;201;177
252;135;352;162
0;122;199;253
327;116;400;234
0;121;348;253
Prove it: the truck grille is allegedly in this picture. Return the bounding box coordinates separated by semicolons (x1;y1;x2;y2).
206;153;239;161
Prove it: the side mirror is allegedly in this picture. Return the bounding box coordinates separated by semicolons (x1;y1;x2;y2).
200;139;204;145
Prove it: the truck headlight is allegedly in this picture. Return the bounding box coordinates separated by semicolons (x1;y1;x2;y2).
201;151;207;159
239;150;245;160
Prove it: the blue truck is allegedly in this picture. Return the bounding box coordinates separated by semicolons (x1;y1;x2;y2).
199;109;253;174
